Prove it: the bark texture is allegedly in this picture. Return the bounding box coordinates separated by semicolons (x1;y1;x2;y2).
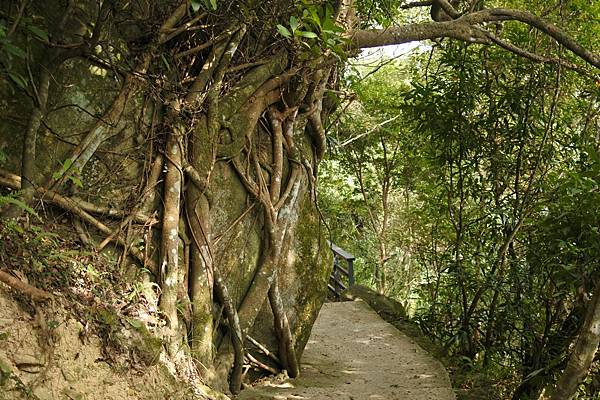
550;288;600;400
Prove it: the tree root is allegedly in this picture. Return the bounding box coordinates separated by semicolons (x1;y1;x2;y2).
73;216;93;247
268;277;299;378
246;335;281;365
245;352;279;375
0;169;156;273
0;169;156;224
213;268;245;395
0;270;53;301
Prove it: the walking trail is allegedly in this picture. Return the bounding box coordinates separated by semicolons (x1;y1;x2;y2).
238;300;456;400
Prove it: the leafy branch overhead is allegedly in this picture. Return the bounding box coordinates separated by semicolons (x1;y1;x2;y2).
350;1;600;72
276;2;346;57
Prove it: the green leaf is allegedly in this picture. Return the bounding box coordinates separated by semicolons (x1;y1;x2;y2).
276;24;292;38
300;31;318;39
70;176;83;189
126;318;143;329
191;0;201;12
8;72;27;89
322;18;344;33
209;0;217;10
62;158;73;171
290;16;298;33
26;25;49;41
309;7;322;28
3;42;26;59
0;195;40;220
161;54;171;71
325;3;334;19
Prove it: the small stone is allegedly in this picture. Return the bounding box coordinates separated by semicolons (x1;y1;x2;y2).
61;367;77;382
33;387;54;400
62;387;84;400
13;354;45;373
16;363;44;373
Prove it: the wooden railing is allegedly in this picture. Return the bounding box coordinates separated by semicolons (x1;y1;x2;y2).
327;241;355;300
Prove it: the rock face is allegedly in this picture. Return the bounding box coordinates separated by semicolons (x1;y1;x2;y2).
0;1;335;394
0;5;332;394
209;158;332;364
249;190;333;362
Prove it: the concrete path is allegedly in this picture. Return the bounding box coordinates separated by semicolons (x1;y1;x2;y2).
238;300;456;400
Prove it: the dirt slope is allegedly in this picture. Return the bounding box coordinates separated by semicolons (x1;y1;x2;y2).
0;288;208;400
238;300;456;400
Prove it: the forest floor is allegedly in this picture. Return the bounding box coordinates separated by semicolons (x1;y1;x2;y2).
237;300;456;400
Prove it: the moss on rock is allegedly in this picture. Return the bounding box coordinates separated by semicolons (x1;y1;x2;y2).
341;284;407;321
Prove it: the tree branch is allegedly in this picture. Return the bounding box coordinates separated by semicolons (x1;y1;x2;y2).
401;1;433;9
352;8;600;70
434;0;460;19
476;27;591;75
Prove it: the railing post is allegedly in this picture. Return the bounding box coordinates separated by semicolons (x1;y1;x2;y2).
333;256;341;299
327;241;356;300
347;259;354;287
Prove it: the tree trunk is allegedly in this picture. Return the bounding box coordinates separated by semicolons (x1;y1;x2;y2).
158;120;185;354
550;287;600;400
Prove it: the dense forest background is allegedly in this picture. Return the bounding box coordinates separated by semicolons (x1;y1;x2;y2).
0;0;599;399
322;18;600;400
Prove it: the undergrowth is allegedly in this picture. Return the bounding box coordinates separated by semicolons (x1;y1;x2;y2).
0;215;164;370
